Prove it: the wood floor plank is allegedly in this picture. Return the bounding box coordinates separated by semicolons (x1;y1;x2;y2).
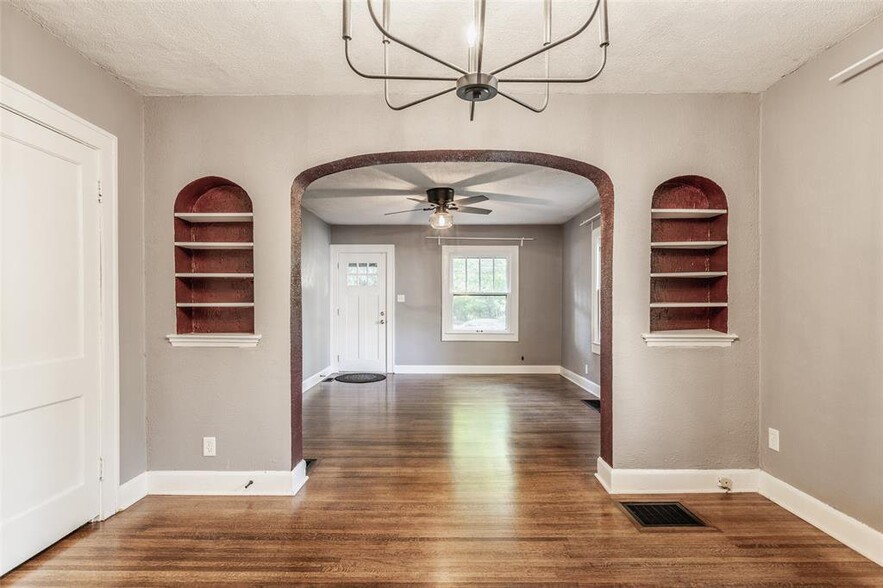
5;374;881;585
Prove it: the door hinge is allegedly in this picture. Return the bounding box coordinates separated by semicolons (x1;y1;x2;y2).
98;457;104;481
97;180;103;203
336;308;340;316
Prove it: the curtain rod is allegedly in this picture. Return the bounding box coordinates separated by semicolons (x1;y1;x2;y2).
579;212;601;227
425;236;536;246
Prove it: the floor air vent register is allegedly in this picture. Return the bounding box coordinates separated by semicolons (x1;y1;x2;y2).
618;502;709;530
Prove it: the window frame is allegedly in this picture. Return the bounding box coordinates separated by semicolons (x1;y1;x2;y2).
441;245;519;342
591;224;602;354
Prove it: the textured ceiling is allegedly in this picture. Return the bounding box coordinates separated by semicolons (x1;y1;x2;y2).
302;162;599;225
10;0;883;96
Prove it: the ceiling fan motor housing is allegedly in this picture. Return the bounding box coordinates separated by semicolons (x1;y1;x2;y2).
426;187;456;206
456;73;499;102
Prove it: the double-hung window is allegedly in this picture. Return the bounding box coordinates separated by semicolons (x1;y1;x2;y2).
441;245;519;342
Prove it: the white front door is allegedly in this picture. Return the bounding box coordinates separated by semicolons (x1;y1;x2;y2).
1;107;103;574
335;252;388;372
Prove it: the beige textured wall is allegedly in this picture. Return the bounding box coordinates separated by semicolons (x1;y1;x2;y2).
330;224;564;366
760;17;883;530
145;92;760;471
562;204;602;384
1;5;147;483
301;209;332;378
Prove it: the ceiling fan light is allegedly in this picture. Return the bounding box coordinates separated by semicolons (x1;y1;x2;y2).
429;211;453;230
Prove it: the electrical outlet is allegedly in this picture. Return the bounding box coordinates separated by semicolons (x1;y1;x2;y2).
203;436;216;457
768;428;780;452
396;294;406;303
584;363;589;375
718;476;733;491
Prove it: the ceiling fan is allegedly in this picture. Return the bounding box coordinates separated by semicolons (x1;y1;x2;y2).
384;187;491;229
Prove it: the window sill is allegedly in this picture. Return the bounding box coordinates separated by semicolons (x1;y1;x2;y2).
642;329;738;348
167;333;262;348
442;332;518;342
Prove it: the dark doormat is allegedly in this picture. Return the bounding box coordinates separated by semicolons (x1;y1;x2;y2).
335;373;387;384
619;502;708;529
581;398;600;411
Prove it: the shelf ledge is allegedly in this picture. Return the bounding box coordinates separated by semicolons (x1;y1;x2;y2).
167;333;262;348
643;330;738;348
650;302;727;308
651;241;727;250
175;273;255;278
174;242;254;250
651;208;727;219
175;212;253;223
650;271;727;278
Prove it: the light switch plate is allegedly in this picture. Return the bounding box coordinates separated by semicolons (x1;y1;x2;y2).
768;428;780;452
203;436;217;457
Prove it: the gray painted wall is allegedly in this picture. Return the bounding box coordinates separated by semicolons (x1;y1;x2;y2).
562;204;602;383
1;6;147;483
301;209;332;378
760;17;883;531
144;92;760;471
330;224;564;366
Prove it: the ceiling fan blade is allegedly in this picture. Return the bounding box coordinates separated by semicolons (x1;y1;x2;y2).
454;195;489;206
384;207;433;216
456;206;492;215
407;197;430;203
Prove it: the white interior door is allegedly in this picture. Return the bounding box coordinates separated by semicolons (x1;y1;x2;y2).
1;107;102;574
335;252;387;372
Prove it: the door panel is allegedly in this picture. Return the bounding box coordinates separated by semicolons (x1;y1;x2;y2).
1;109;102;575
336;252;387;372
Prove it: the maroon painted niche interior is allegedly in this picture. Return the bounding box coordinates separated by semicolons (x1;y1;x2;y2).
174;176;255;334
650;175;728;333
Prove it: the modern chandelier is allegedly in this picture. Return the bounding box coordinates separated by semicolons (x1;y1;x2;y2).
342;0;610;120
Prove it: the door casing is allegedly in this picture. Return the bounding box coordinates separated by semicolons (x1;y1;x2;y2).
330;244;395;373
1;77;120;520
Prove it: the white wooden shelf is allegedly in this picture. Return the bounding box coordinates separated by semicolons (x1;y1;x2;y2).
651;209;727;219
650;241;727;250
175;212;253;223
166;333;262;348
174;242;254;250
649;302;727;308
175;273;254;278
642;329;738;348
650;271;727;278
176;302;255;308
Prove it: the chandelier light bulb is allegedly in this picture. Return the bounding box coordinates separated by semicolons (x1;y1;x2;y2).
429;210;454;230
466;23;477;48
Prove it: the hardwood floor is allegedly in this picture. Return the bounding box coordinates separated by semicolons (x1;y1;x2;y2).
6;374;881;585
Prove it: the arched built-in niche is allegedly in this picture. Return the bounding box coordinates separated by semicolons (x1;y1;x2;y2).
167;176;261;348
644;175;737;347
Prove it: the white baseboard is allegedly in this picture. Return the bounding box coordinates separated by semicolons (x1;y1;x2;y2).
559;367;600;397
148;461;309;496
758;472;883;566
393;364;561;374
117;472;148;511
595;457;613;492
303;365;334;393
597;462;760;494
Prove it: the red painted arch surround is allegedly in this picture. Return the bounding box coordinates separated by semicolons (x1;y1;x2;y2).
290;150;614;468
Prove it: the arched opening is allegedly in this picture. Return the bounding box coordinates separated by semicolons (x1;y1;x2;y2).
290;150;614;470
